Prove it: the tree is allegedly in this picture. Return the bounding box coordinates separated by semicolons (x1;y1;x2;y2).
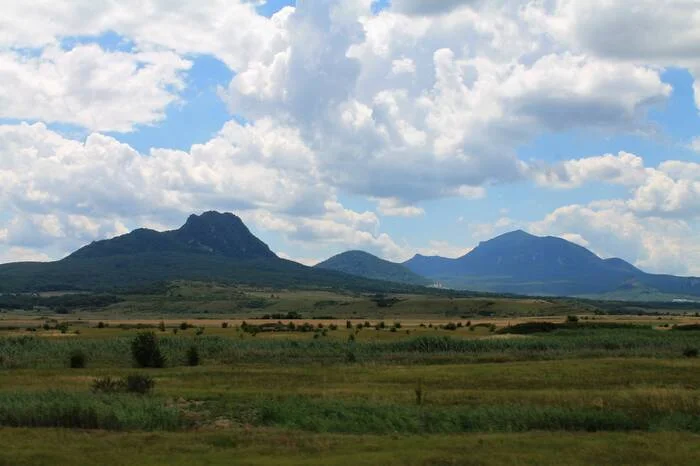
131;332;166;368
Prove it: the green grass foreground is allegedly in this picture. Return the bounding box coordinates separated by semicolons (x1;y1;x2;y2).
1;428;699;466
1;320;698;464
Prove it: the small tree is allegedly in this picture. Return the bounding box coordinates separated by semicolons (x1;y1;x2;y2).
186;346;200;366
131;332;165;368
69;350;86;368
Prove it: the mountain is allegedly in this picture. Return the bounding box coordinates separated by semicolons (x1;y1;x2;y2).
0;212;426;294
69;211;275;260
314;250;429;286
404;230;700;298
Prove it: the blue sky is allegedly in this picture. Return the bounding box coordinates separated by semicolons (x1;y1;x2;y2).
1;0;700;275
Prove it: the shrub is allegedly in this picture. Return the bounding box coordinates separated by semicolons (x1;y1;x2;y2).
346;320;352;329
186;346;201;366
69;350;86;369
124;374;155;394
221;322;229;329
180;322;191;331
131;332;166;368
97;321;106;329
348;333;356;342
567;315;580;323
346;351;357;363
158;321;166;332
195;327;205;336
394;322;402;329
92;376;123;394
683;348;699;358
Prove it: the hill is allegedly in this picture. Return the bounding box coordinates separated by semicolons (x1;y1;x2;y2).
314;251;429;285
404;230;700;298
0;212;428;294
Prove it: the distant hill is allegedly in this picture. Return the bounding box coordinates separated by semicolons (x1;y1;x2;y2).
69;211;276;260
0;212;427;294
404;230;700;298
315;250;429;286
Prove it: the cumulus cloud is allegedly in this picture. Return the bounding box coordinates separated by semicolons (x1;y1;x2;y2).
0;0;698;272
533;152;649;188
689;137;700;154
530;202;700;275
531;0;700;109
0;121;401;260
374;198;425;217
0;45;191;132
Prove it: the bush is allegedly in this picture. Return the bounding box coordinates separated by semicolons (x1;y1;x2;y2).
180;322;191;331
158;321;166;332
683;348;699;358
195;327;205;336
186;346;200;366
346;320;352;329
69;350;86;369
346;351;357;363
221;322;229;329
567;315;580;323
131;332;165;368
97;321;106;329
92;376;123;394
124;374;155;394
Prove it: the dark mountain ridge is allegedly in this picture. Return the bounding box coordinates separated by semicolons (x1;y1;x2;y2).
0;212;425;294
69;211;275;260
314;250;429;285
403;230;700;297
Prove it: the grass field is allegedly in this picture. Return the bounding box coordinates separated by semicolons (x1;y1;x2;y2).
1;284;699;464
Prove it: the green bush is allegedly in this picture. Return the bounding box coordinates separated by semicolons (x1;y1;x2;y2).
186;346;200;366
69;350;86;369
124;374;155;394
131;332;165;368
683;347;698;358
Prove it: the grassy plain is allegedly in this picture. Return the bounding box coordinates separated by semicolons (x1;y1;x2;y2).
1;283;699;464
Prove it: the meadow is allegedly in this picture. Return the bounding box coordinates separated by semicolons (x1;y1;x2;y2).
0;283;699;464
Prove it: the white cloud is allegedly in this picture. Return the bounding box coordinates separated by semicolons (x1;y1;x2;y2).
0;45;191;132
0;247;51;264
689;137;700;154
532;0;700;110
415;241;472;259
533;152;649;188
530;202;700;275
374;197;424;217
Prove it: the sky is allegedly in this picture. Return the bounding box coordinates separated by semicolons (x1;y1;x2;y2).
1;0;700;274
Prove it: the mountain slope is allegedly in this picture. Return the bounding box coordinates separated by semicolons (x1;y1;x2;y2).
315;251;429;285
69;211;275;260
404;230;700;297
0;212;425;294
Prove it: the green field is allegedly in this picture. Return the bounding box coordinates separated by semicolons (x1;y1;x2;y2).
1;284;699;464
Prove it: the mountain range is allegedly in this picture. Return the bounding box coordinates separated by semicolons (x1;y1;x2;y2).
0;212;422;294
1;211;699;300
319;230;700;299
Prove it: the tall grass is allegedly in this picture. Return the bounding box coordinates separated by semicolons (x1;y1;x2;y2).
212;397;700;434
1;327;699;369
0;391;185;430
